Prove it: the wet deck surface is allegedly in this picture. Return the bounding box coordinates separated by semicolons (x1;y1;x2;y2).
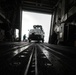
0;42;76;75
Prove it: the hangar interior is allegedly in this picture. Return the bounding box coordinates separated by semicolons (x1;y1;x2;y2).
0;0;76;75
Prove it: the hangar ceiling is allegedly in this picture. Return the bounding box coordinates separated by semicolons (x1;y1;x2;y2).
0;0;59;30
21;0;59;13
0;0;59;14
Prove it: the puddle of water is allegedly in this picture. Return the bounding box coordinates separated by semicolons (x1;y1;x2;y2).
19;55;26;58
10;61;21;66
41;56;46;58
42;48;51;59
47;63;52;66
44;63;52;66
23;52;28;54
13;45;29;56
32;64;35;67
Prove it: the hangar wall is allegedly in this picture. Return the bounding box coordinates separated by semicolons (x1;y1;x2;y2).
49;0;76;47
0;0;21;42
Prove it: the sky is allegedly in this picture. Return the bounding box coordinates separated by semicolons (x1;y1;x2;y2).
22;11;51;42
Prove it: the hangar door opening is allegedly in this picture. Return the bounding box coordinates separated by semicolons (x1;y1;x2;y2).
22;11;51;43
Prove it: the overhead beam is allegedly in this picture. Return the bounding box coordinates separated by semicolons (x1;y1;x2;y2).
22;6;53;14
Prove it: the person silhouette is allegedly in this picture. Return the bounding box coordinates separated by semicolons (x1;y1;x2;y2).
23;34;26;41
